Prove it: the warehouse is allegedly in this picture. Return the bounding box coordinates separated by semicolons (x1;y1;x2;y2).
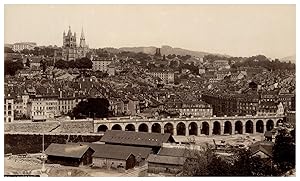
100;130;175;153
45;143;94;167
92;150;136;170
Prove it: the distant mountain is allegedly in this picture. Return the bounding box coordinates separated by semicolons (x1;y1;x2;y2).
119;45;228;58
119;46;157;55
280;55;296;64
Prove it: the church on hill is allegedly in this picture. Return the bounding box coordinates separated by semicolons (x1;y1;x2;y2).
62;26;89;61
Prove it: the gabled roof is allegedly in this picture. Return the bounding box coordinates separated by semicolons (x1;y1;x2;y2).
100;130;174;147
147;154;186;165
45;143;93;158
92;149;134;160
69;143;152;159
158;147;189;157
249;141;274;158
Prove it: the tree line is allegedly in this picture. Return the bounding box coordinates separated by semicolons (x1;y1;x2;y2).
54;57;93;69
203;54;295;70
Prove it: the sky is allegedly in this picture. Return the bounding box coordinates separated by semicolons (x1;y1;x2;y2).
4;4;296;58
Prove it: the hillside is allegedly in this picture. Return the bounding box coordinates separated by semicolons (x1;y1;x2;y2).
280;55;296;64
118;45;227;58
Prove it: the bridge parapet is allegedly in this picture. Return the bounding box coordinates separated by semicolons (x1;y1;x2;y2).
94;115;284;123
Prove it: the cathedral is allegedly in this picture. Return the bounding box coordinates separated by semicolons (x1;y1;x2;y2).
62;26;89;61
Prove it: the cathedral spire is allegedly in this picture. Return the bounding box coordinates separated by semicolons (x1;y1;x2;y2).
80;27;85;40
67;26;72;36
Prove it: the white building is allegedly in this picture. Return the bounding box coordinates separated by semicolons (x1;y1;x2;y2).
92;59;112;72
12;42;36;52
4;96;14;123
149;70;175;84
28;95;59;120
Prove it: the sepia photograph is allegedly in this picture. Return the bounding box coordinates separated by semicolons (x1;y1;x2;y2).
3;2;296;177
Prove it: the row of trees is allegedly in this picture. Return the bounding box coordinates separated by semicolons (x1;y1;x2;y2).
203;54;295;70
54;57;93;69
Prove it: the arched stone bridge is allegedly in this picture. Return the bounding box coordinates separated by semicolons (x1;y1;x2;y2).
94;115;285;136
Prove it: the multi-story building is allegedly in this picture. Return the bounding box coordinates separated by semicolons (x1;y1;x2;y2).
257;102;283;116
213;60;230;70
27;95;59;120
58;96;85;115
202;94;237;116
92;59;112;72
12;42;36;52
149;69;174;84
62;26;89;61
236;93;259;116
278;92;294;111
14;94;30;119
4;95;14;123
179;101;213;117
164;100;213;117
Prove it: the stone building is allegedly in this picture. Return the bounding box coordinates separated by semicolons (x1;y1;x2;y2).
62;26;89;61
27;95;59;120
4;95;14;123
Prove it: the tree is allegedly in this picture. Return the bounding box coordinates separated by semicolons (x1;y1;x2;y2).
4;47;14;53
4;60;24;76
183;146;278;176
25;58;31;67
72;98;109;119
75;57;93;69
55;59;69;69
40;59;47;73
272;129;295;174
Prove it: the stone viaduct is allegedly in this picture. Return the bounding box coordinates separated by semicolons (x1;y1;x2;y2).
94;115;285;136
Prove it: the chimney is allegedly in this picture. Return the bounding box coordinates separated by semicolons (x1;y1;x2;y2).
59;90;62;98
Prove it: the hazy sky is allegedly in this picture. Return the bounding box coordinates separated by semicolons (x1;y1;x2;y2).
5;4;295;58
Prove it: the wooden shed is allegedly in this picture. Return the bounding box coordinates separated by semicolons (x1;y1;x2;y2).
45;143;94;167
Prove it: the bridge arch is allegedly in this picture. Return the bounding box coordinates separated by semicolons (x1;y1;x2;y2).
224;121;232;134
266;120;274;131
97;125;108;132
151;123;162;133
245;120;254;134
188;122;198;136
176;122;186;136
111;124;122;130
164;123;174;135
256;120;264;133
235;121;243;134
201;122;209;135
138;123;149;132
213;121;221;135
125;124;135;131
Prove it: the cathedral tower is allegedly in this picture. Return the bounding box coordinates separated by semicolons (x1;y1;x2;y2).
62;26;89;61
62;26;77;61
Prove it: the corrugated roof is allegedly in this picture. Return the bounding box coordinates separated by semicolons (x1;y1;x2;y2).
100;130;173;147
147;154;186;165
45;143;93;158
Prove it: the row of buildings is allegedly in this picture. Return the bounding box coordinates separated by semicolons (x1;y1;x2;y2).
43;130;278;175
202;89;294;117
